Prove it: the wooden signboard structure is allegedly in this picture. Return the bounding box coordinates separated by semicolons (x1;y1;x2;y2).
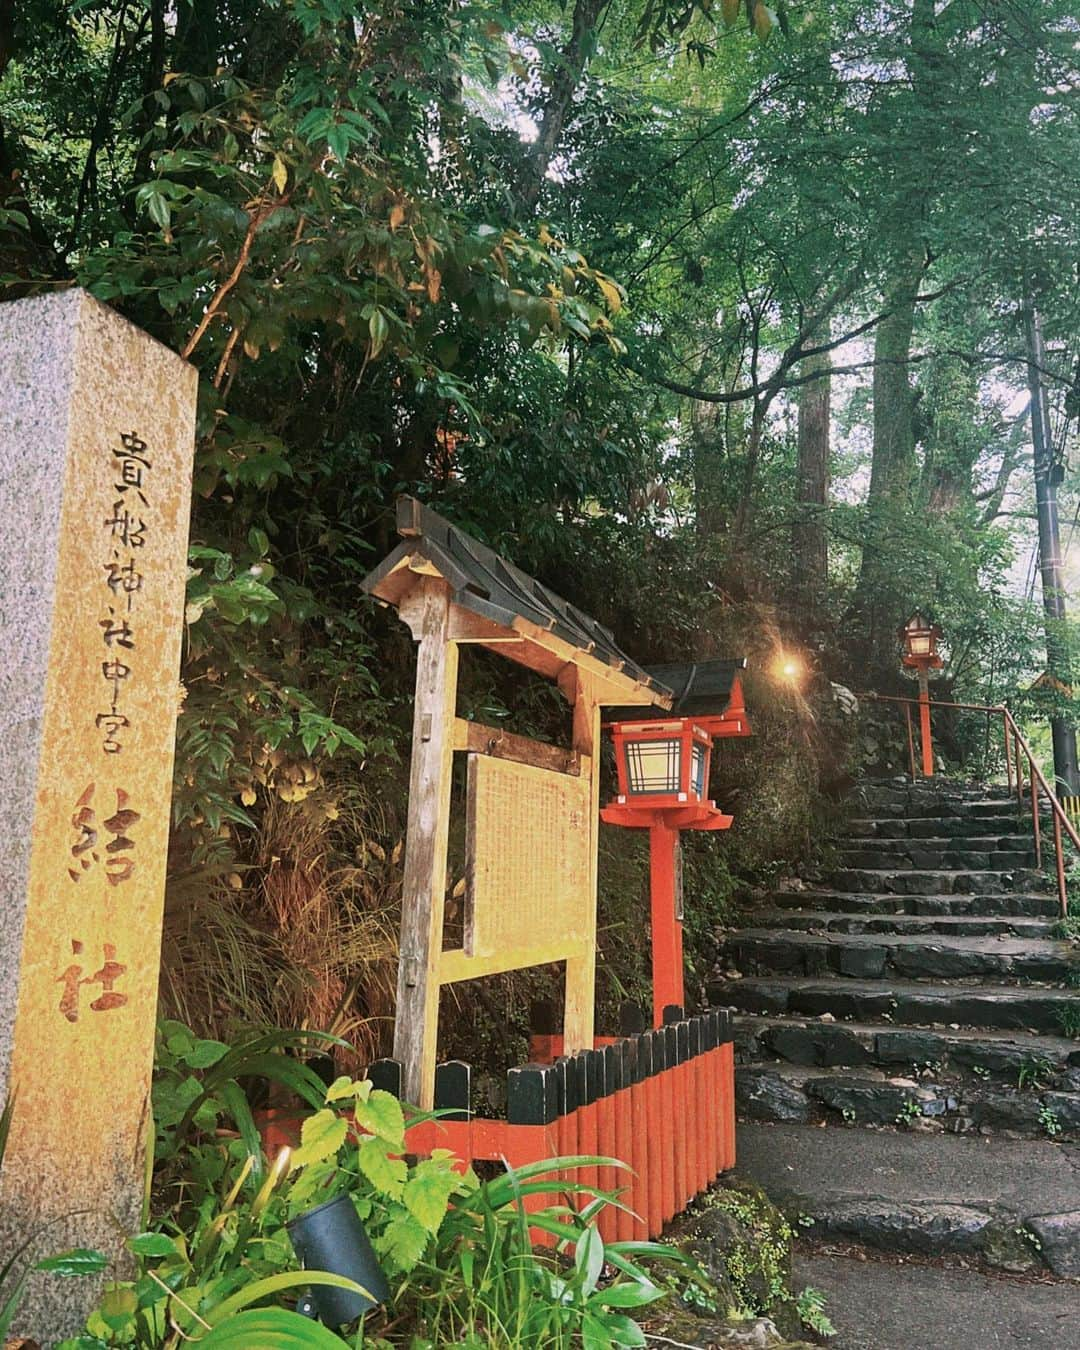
298;498;744;1238
362;496;674;1108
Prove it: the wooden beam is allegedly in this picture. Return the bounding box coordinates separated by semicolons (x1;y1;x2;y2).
563;669;601;1053
393;579;458;1110
452;718;580;776
447;605;522;644
439;944;576;984
512;615;672;709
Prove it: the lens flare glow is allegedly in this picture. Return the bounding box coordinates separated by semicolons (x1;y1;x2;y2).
771;651;805;684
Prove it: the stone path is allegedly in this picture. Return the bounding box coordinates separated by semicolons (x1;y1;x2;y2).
737;1121;1079;1271
711;778;1080;1336
793;1251;1080;1350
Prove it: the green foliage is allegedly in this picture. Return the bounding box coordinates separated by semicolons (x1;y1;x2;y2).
152;1019;340;1175
1039;1105;1063;1138
4;0;1080;1059
698;1186;796;1318
795;1286;835;1339
66;1025;685;1348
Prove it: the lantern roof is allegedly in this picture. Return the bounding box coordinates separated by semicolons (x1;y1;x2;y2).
361;496;673;707
602;658;749;732
898;610;939;636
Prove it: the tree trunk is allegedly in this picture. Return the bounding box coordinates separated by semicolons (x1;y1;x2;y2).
518;0;610;213
853;256;923;670
791;345;831;620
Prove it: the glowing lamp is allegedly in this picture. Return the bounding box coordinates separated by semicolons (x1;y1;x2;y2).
610;718;712;806
899;611;942;669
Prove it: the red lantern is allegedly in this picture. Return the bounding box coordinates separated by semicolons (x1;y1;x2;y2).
601;663;750;1025
898;611;944;777
899;611;943;669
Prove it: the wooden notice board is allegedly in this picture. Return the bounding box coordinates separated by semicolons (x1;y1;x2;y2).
464;755;592;961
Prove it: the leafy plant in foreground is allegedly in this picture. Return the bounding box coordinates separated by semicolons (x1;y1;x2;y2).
65;1043;688;1348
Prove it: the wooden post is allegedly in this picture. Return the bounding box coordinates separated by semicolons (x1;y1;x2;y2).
904;702;917;780
1031;762;1042;870
394;579;458;1109
1004;713;1013;795
1054;810;1067;918
648;824;684;1027
564;671;600;1053
659;1030;677;1222
1015;732;1024;806
917;668;933;777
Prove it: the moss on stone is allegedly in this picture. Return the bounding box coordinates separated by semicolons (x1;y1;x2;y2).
664;1179;824;1343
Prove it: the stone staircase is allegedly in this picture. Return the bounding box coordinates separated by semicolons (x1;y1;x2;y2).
711;778;1080;1281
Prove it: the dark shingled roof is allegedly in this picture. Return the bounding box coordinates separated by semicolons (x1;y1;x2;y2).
603;658;748;724
361;497;673;704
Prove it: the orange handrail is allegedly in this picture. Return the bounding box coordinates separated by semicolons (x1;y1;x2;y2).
860;693;1077;918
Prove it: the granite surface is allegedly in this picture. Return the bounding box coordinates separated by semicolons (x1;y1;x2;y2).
0;289;197;1342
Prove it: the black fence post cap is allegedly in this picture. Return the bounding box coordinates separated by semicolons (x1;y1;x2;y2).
434;1060;470;1121
507;1063;558;1125
367;1059;402;1099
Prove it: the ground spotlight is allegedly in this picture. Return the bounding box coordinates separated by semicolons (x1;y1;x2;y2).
287;1193;390;1327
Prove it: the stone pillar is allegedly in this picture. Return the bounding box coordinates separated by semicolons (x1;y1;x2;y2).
0;289;197;1340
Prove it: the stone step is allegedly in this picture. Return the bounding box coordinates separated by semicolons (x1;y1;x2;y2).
844;832;1035;852
855;783;1015;811
767;889;1061;917
840;845;1037;871
857;798;1030;821
712;975;1078;1034
722;929;1077;983
733;1013;1080;1084
848;814;1028;840
743;908;1059;938
735;1121;1080;1275
825;867;1050;896
735;1061;1080;1137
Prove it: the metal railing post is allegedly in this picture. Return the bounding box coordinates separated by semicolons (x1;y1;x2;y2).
1003;713;1013;795
1054;810;1066;918
1030;759;1041;870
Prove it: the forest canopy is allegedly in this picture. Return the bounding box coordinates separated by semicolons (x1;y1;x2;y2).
4;0;1080;1037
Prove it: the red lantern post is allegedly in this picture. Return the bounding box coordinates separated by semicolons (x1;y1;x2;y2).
899;612;944;778
601;665;750;1025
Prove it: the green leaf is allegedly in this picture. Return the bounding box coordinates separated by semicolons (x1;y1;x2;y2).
402;1158;459;1234
357;1137;407;1200
184;1038;230;1068
599;1311;647;1346
208;1271;377;1326
354;1089;404;1146
380;1212;429;1272
99;1284;138;1332
595;1280;666;1309
368;308;390;359
197;1308;350;1348
575;1224;604;1296
325;1075;367;1103
126;1233;179;1258
291;1109;348;1168
36;1249;109;1277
